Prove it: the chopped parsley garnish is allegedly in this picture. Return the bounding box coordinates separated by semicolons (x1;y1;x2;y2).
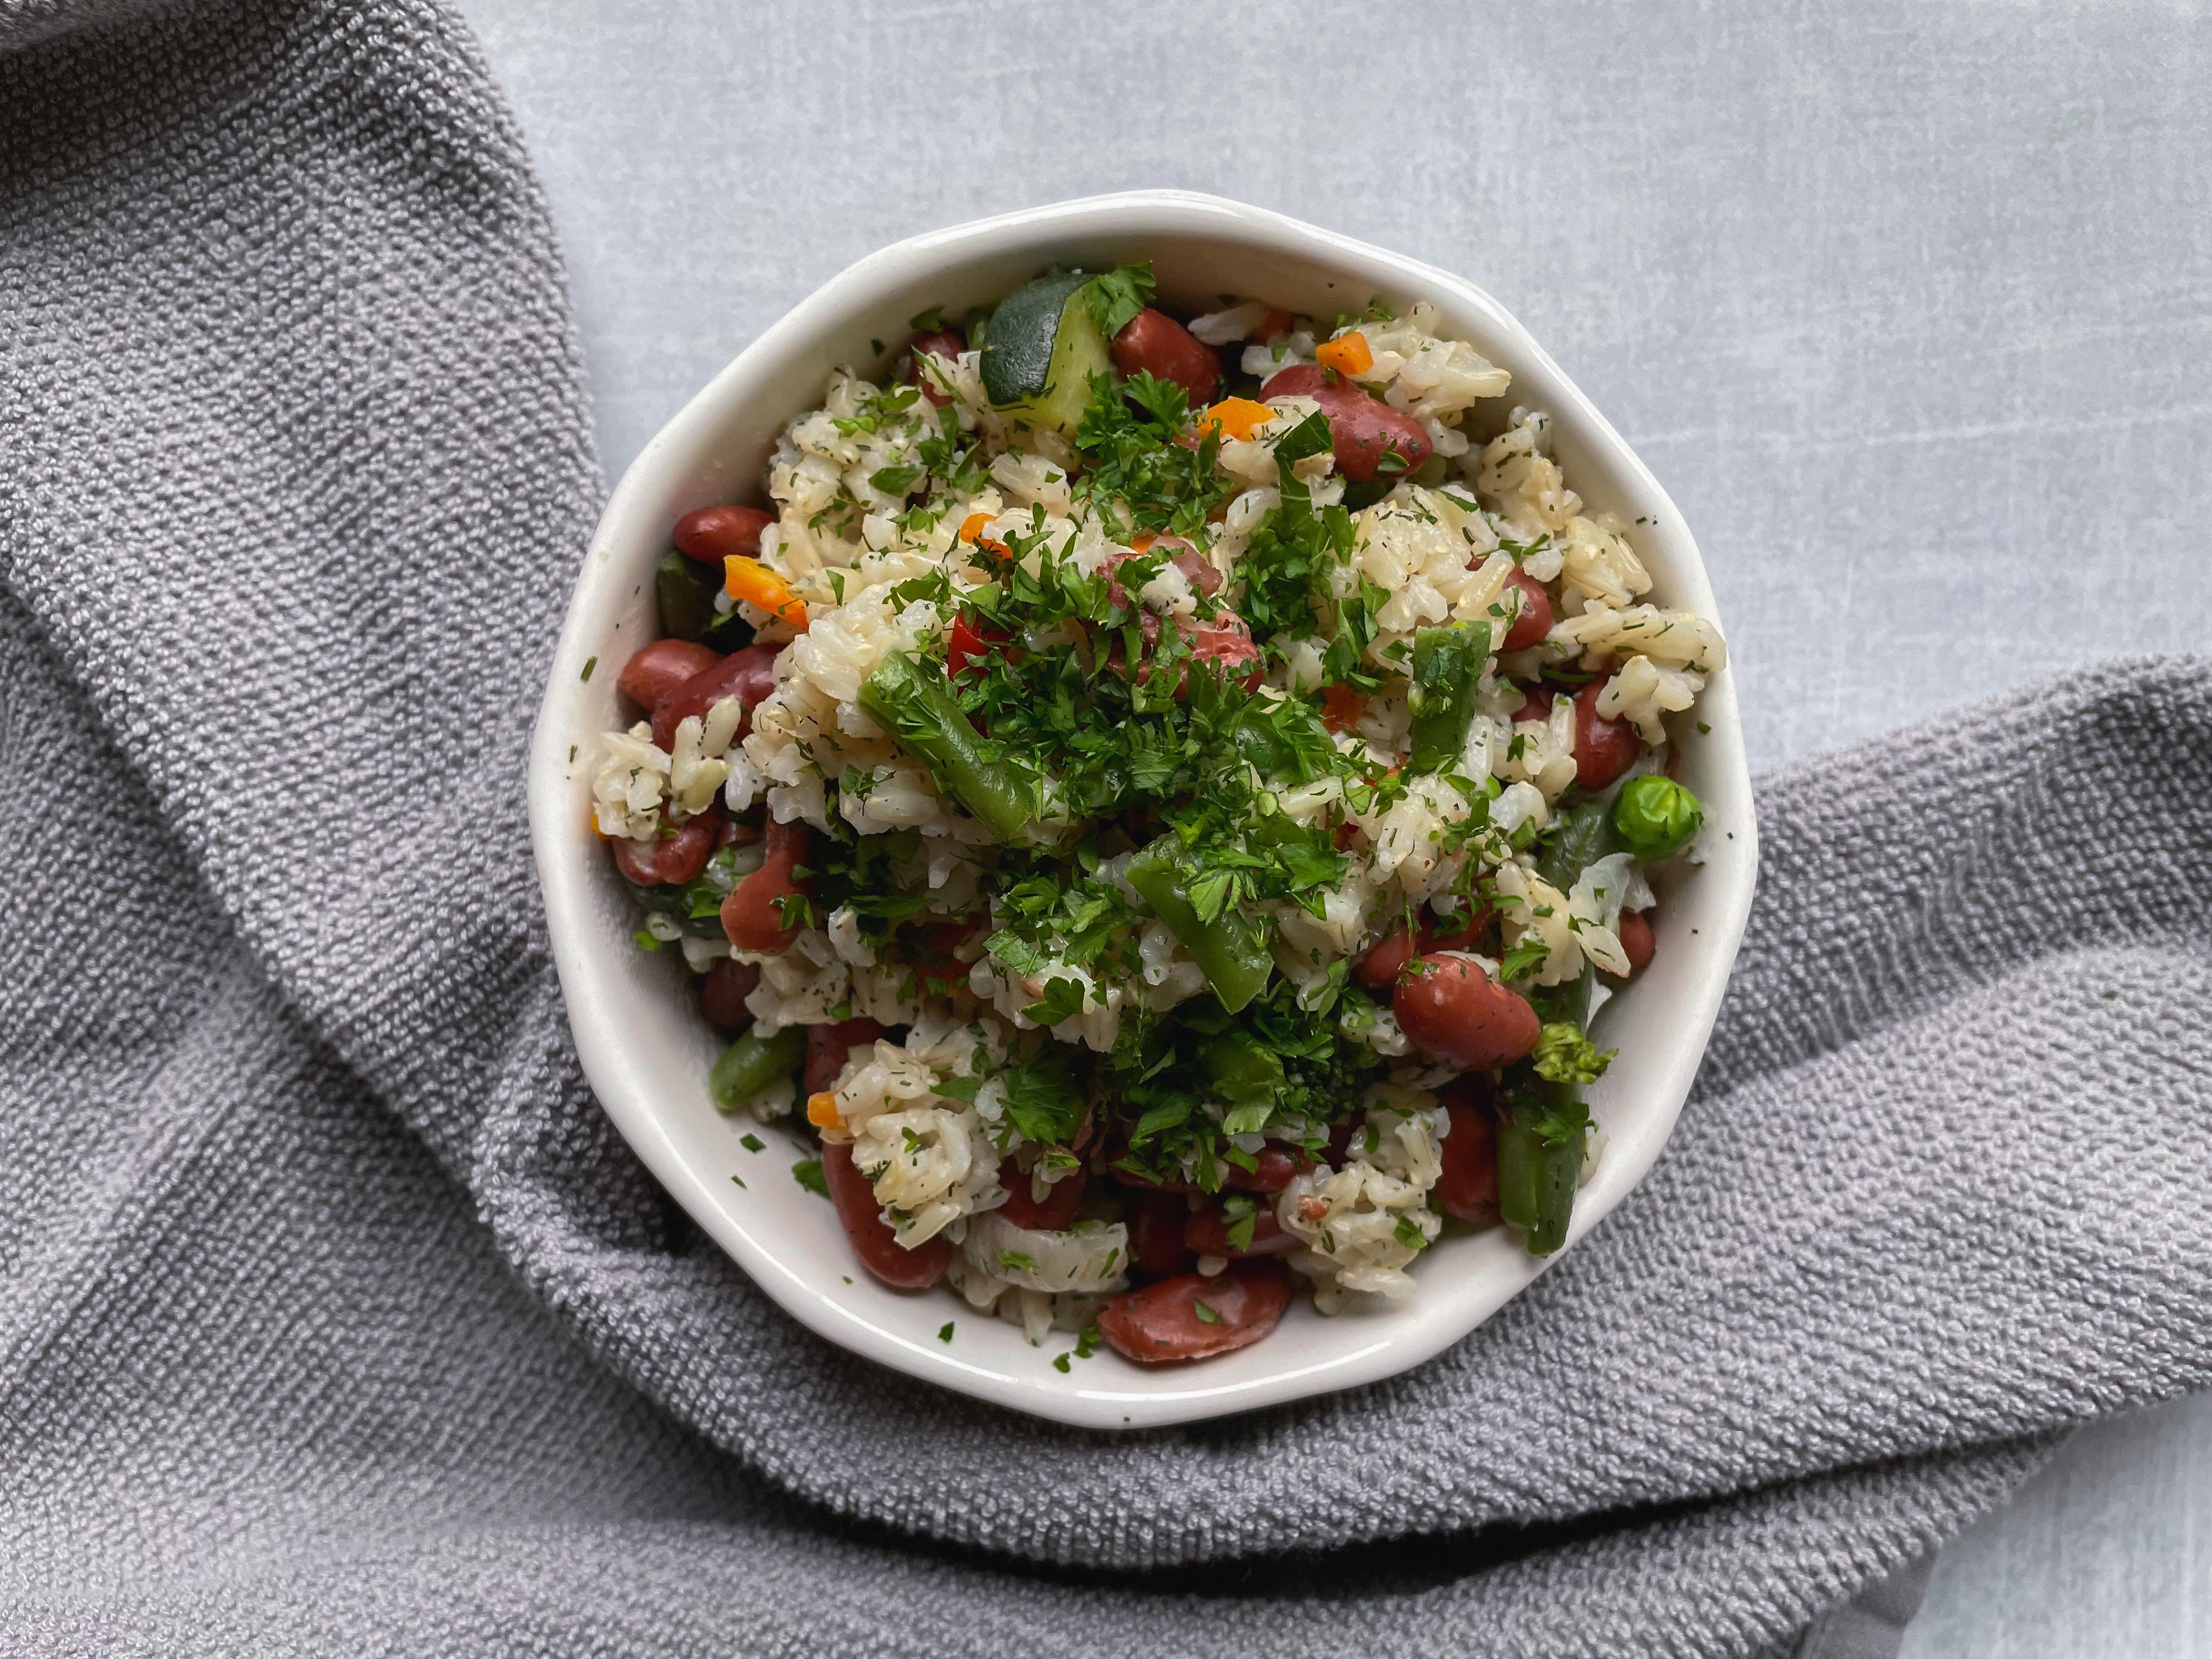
791;1159;829;1198
1497;939;1553;983
1081;263;1156;341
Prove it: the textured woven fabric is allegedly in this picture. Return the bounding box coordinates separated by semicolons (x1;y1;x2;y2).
4;1;2208;1655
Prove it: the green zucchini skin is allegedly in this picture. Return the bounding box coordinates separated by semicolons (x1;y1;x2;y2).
978;273;1111;438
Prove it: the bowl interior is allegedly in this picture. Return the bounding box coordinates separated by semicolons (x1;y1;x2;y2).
529;191;1756;1429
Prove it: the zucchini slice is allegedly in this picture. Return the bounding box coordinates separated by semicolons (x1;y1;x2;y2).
978;272;1110;438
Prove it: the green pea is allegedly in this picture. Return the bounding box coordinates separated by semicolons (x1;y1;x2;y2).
1610;775;1703;860
709;1024;805;1111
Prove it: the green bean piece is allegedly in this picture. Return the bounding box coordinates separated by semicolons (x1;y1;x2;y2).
1610;775;1703;860
656;549;722;644
1125;837;1273;1014
858;650;1035;842
708;1024;805;1112
1495;1079;1586;1255
1404;620;1492;775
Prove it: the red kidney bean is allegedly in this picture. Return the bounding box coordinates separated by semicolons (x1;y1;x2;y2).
1429;905;1491;955
805;1015;885;1096
1124;1189;1194;1279
1261;363;1432;484
1501;566;1554;652
1250;305;1295;345
909;918;983;997
1170;545;1223;596
907;329;966;406
1433;1086;1501;1227
1393;953;1542;1070
1184;1203;1298;1259
1177;612;1263;688
1353;908;1490;991
611;803;723;887
1609;909;1656;980
821;1141;952;1290
1111;308;1220;405
1572;678;1640;791
1354;927;1418;991
1122;609;1264;696
1224;1147;1310;1194
1513;685;1555;723
995;1160;1087;1232
720;818;810;954
1100;537;1219;610
698;958;761;1031
673;504;774;566
650;641;780;751
1097;1259;1291;1363
617;639;722;714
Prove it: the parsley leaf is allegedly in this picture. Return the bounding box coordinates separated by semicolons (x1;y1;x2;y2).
1082;262;1156;341
1497;939;1553;983
1022;974;1088;1028
996;1046;1087;1147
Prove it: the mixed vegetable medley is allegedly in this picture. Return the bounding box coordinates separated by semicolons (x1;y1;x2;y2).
590;262;1725;1364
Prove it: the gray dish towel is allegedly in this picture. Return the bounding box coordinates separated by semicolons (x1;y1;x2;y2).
4;2;2208;1655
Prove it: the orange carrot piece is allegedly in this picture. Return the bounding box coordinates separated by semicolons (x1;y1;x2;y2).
723;556;808;629
1316;332;1374;376
1197;397;1277;442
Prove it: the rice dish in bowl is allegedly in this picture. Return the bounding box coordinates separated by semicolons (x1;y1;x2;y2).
582;252;1728;1369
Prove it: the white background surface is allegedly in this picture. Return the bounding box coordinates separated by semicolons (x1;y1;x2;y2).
453;1;2212;1649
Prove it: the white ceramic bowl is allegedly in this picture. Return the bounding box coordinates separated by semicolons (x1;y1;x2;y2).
529;189;1757;1430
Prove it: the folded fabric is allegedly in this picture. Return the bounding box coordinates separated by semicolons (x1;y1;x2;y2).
4;2;2208;1655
